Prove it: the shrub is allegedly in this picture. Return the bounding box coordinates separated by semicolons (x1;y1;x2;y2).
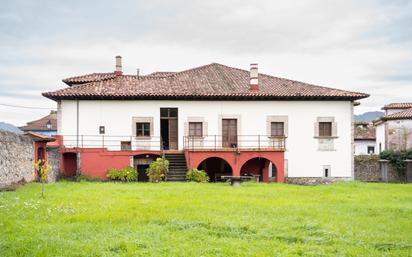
380;149;412;177
186;168;209;183
146;157;169;182
106;167;137;182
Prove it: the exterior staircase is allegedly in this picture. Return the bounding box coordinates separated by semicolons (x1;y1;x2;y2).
165;153;187;182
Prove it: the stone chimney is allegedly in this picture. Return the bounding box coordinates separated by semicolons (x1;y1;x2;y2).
115;56;122;76
249;63;259;91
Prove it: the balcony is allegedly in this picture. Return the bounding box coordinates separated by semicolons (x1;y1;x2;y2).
183;135;286;151
57;134;286;152
60;135;162;151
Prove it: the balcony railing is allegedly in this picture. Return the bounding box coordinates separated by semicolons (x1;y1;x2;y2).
61;135;162;151
183;135;286;151
59;134;286;151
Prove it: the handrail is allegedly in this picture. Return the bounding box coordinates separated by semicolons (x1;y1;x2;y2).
57;134;286;151
183;135;286;151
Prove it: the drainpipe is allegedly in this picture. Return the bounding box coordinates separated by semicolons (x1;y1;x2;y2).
76;99;80;176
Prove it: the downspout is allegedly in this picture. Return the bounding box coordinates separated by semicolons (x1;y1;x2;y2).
76;99;80;176
351;101;355;179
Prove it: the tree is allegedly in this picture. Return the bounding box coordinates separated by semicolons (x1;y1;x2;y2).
32;160;51;198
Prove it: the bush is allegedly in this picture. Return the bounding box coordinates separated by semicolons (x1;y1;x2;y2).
146;157;169;182
186;168;209;183
380;149;412;177
106;167;137;182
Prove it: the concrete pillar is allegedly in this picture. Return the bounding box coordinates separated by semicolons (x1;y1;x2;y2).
379;159;389;183
405;160;412;183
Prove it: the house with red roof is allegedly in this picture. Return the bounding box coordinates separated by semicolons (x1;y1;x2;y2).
20;111;57;136
374;103;412;153
42;56;369;182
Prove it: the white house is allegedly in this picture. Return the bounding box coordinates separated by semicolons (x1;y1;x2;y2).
42;56;369;182
354;123;376;155
375;103;412;153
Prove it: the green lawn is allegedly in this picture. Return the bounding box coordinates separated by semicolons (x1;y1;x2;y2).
1;182;412;257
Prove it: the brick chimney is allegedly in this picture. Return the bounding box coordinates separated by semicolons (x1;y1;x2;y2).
115;56;122;76
249;63;259;91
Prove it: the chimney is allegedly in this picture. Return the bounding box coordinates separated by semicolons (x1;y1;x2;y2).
249;63;259;91
115;55;122;76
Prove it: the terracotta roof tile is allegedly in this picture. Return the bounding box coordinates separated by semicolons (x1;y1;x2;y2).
382;108;412;120
382;103;412;110
20;111;57;131
44;63;369;101
63;73;117;86
354;126;376;140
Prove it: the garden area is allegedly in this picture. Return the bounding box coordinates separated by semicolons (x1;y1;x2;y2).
1;182;412;256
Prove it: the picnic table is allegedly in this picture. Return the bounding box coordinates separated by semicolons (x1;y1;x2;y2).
221;175;260;186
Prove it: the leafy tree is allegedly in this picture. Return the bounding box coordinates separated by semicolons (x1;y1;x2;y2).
32;160;51;198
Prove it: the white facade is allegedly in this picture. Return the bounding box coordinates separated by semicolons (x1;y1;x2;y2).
354;140;376;155
58;100;354;178
376;119;412;152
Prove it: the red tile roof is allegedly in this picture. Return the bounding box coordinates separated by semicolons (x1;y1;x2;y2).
63;72;117;86
20;111;57;131
44;63;369;101
382;108;412;120
354;125;376;140
382;103;412;110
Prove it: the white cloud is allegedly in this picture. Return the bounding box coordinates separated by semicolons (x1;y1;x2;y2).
0;0;411;125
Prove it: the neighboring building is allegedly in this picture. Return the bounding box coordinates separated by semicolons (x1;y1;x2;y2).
375;103;412;153
42;56;368;182
20;111;57;136
354;122;376;155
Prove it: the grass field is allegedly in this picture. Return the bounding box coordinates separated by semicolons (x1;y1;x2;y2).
1;182;412;256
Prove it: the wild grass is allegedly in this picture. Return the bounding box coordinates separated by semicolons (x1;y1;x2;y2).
0;181;411;256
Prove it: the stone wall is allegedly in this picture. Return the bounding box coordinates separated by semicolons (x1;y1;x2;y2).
0;131;35;188
285;177;350;185
0;131;61;189
47;146;60;182
354;155;401;182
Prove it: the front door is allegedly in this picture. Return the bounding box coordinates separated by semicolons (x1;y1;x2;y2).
160;108;178;150
222;119;237;148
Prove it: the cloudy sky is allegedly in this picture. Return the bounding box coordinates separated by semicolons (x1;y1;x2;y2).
1;0;411;125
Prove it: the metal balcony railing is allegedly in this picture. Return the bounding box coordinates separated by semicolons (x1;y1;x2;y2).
183;135;286;151
61;135;163;151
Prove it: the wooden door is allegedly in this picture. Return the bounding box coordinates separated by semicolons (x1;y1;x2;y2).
169;119;178;150
222;119;237;148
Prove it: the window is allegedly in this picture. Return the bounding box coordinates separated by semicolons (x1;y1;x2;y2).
319;122;332;137
136;122;150;137
270;122;284;137
99;126;105;134
323;165;331;177
189;122;203;137
367;146;375;154
121;141;131;151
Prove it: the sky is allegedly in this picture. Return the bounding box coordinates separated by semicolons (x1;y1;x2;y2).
0;0;411;126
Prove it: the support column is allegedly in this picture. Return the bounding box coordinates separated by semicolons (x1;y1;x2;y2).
379;159;389;183
405;160;412;183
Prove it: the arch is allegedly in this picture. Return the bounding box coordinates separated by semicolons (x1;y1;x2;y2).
197;157;233;182
240;157;276;182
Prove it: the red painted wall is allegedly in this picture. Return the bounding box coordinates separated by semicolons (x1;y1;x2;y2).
185;150;284;183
